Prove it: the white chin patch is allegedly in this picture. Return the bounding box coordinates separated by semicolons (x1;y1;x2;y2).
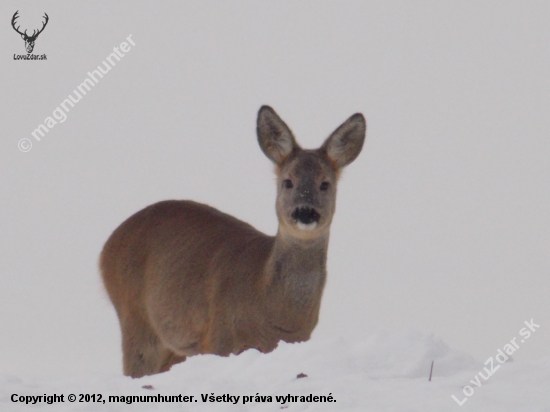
297;221;317;231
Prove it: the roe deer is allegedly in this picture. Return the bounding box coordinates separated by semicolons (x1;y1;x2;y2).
100;106;366;377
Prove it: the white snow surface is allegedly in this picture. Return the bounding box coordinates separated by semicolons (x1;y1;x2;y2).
2;330;549;411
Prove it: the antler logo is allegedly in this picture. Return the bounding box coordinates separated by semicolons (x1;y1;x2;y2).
11;11;49;54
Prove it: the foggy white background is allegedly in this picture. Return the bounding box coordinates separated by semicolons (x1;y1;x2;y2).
1;1;548;378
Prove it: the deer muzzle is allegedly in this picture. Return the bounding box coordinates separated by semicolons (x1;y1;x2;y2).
292;207;321;230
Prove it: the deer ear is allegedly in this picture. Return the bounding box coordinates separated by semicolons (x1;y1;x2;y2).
321;113;366;169
257;106;299;165
21;34;25;39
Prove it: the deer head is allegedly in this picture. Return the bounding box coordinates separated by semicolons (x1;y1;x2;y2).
11;11;49;54
257;106;366;241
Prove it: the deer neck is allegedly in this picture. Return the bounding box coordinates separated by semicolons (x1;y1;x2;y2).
263;229;329;332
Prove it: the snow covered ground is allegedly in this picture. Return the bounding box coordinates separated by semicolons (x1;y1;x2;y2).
2;330;549;411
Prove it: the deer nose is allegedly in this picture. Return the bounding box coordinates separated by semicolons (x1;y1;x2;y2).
291;206;320;224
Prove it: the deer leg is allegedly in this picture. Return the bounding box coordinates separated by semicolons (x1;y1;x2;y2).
158;349;187;373
120;312;166;378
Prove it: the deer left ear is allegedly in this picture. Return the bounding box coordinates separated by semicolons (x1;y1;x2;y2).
21;34;25;39
321;113;366;169
257;106;300;165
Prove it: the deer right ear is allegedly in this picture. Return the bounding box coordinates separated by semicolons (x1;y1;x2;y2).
321;113;366;169
257;106;299;165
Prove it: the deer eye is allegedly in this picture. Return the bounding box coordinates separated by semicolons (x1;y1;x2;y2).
283;179;293;189
320;182;330;191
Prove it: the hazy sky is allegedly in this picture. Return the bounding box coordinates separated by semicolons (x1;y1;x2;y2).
1;1;549;377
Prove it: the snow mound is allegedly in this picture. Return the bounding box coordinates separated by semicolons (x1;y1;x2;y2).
185;328;478;382
2;331;548;411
